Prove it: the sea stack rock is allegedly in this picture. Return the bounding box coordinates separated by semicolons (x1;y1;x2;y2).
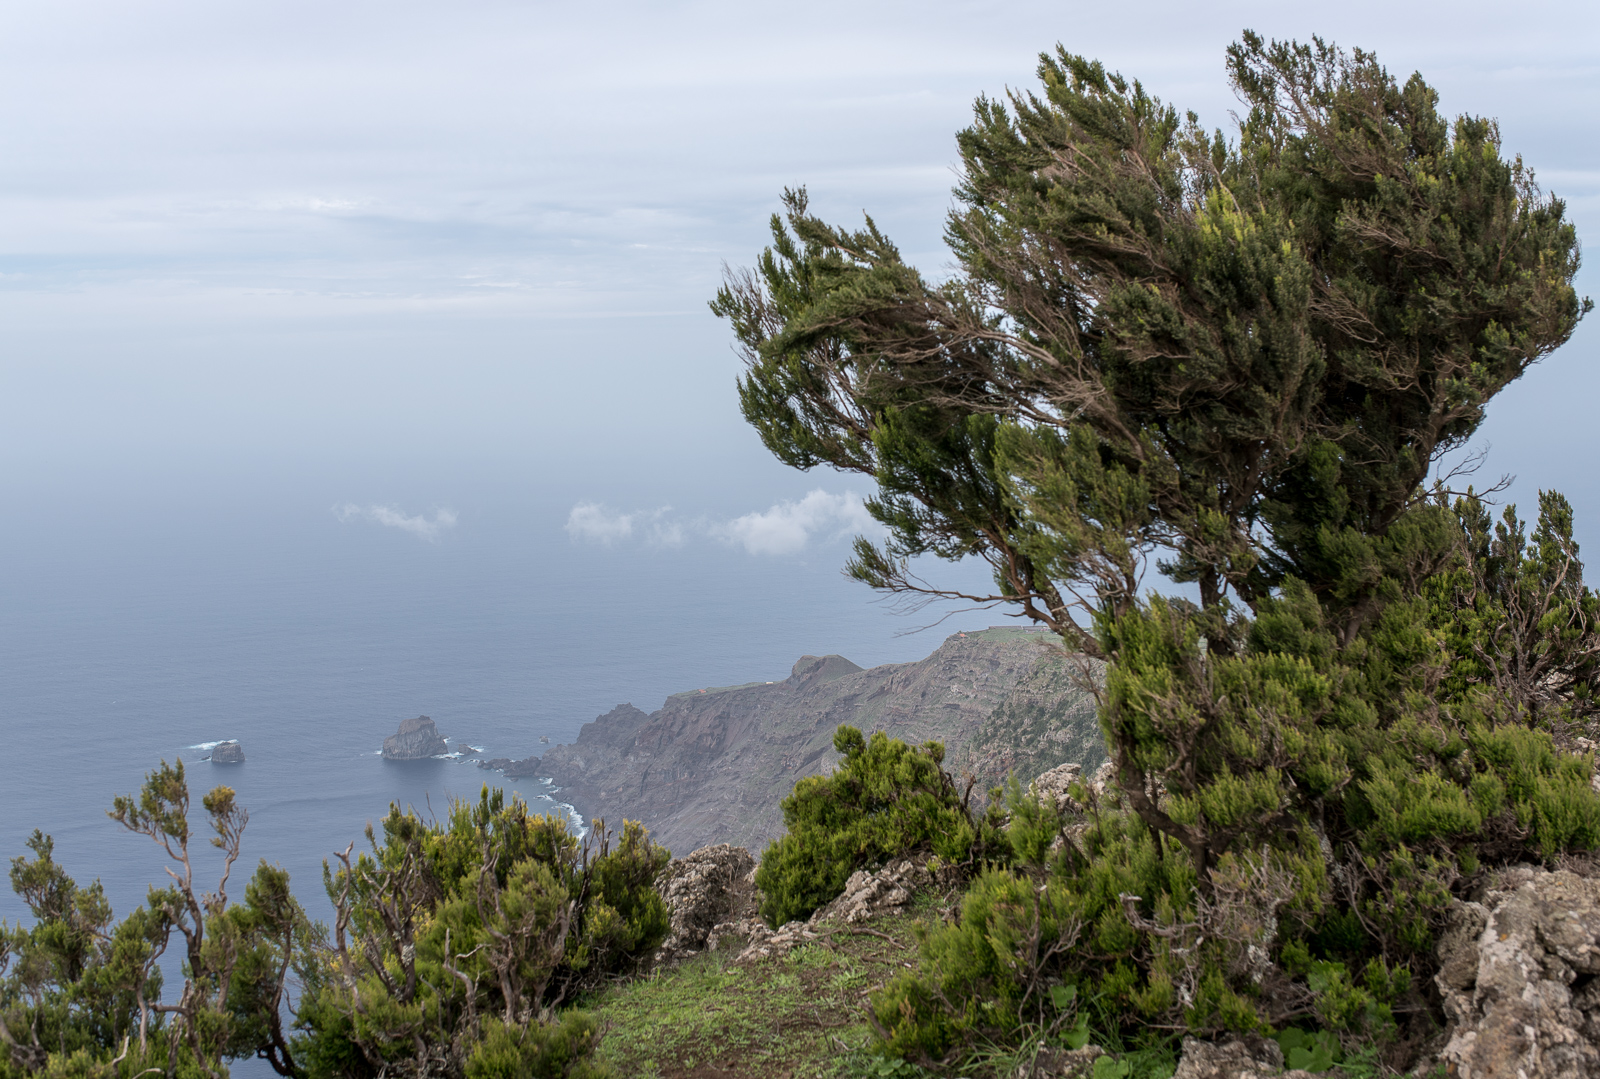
210;740;245;764
383;716;448;760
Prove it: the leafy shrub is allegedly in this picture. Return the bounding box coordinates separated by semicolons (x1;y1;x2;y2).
1;762;313;1079
293;788;669;1079
865;501;1600;1069
464;1013;611;1079
754;726;1003;927
869;781;1311;1064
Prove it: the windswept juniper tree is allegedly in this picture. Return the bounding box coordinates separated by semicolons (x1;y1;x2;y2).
716;33;1598;1057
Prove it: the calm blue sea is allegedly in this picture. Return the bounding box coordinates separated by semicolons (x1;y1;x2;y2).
0;468;984;1075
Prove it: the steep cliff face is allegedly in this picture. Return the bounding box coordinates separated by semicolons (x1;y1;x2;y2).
949;654;1106;793
496;628;1099;857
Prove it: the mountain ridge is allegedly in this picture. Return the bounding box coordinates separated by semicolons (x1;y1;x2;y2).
481;627;1105;857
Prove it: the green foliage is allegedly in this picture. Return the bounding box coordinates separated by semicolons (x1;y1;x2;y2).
464;1013;611;1079
6;781;658;1079
716;39;1586;653
1276;1028;1340;1073
754;727;1001;927
869;790;1215;1064
293;788;669;1079
2;763;311;1079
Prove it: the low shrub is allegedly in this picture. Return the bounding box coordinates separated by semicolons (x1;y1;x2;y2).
465;1013;611;1079
292;788;669;1079
753;726;1004;927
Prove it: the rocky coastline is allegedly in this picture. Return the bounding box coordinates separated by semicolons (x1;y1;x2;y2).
477;626;1101;858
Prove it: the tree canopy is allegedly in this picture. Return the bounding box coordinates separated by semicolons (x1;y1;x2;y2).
714;32;1588;653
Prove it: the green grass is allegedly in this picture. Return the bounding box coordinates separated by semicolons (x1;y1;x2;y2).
582;909;939;1079
580;886;1194;1079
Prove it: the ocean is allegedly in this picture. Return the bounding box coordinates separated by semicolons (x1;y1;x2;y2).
0;468;990;1071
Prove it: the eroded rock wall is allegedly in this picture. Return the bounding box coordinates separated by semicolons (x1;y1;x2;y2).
498;627;1098;857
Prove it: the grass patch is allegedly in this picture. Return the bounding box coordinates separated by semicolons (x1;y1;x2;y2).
584;911;938;1079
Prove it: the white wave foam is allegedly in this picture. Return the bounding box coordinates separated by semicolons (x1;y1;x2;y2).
552;802;585;837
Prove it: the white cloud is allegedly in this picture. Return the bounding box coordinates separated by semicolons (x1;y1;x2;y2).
335;503;458;542
712;490;875;556
565;502;635;545
565;490;874;555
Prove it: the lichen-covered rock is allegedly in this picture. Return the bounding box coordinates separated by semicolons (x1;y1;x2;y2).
1433;865;1600;1078
653;844;759;961
1029;761;1082;810
1015;1044;1105;1077
728;918;819;963
209;740;245;764
382;715;448;760
652;845;936;968
810;857;931;925
1172;1035;1304;1079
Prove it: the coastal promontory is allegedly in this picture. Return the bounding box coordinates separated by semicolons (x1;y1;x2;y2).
383;715;448;759
483;626;1101;856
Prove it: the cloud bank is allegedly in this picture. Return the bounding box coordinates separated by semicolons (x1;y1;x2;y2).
565;503;684;547
335;503;458;542
566;490;875;556
710;490;876;556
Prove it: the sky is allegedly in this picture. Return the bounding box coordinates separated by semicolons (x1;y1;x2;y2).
0;0;1597;561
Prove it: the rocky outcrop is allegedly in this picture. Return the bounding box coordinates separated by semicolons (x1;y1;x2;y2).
650;843;939;967
654;844;760;961
1432;864;1600;1078
812;857;930;925
382;716;448;760
1015;1045;1107;1078
487;627;1099;857
1029;761;1083;810
493;704;650;779
1171;1036;1316;1079
209;741;245;764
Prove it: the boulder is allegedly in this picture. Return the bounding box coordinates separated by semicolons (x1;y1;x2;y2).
209;741;245;764
722;918;820;963
1432;864;1600;1078
1024;1035;1320;1079
654;844;760;961
1014;1044;1105;1077
383;716;448;760
811;857;931;925
1030;761;1082;810
1172;1036;1316;1079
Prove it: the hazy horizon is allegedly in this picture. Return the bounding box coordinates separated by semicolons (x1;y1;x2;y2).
2;0;1594;547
